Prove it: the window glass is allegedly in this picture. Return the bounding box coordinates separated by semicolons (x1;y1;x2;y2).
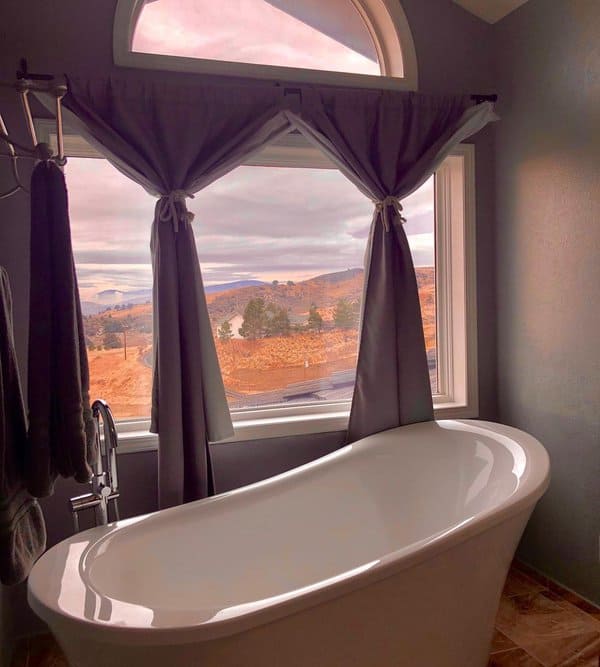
67;158;436;421
68;158;154;420
132;0;380;75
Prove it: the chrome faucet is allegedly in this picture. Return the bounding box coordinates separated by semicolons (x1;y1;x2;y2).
69;399;120;532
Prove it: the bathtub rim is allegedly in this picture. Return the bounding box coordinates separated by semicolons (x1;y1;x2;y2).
28;419;550;645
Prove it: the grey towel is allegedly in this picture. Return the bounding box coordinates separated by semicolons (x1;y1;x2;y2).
26;161;94;498
0;267;46;585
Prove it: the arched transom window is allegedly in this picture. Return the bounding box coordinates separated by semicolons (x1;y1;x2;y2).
135;0;379;75
114;0;418;87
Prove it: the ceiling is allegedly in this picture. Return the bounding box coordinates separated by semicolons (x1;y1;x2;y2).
452;0;530;24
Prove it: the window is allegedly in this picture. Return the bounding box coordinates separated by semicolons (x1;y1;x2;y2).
113;0;418;88
133;0;380;75
41;122;476;445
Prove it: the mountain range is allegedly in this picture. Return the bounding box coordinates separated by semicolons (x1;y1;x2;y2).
81;280;266;315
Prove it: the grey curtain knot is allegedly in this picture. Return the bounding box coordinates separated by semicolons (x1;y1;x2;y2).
157;190;195;232
373;196;406;231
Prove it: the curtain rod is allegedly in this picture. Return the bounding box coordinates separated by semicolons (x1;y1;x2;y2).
1;74;499;109
0;79;61;94
2;61;499;106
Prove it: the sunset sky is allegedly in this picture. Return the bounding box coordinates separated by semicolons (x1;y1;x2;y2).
67;159;434;300
133;0;379;75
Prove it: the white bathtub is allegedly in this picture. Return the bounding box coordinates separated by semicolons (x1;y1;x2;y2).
28;419;549;667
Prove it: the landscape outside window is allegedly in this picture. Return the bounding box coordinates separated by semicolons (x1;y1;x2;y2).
67;158;436;421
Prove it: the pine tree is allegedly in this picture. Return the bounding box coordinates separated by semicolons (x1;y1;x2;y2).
238;298;267;339
333;299;358;329
307;304;323;332
265;303;290;337
217;319;233;342
102;331;121;349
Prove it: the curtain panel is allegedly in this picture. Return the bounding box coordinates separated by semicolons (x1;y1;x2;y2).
287;90;497;440
63;73;496;507
63;76;293;508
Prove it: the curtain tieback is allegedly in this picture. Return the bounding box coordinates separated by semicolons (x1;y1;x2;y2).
157;190;195;233
373;196;406;232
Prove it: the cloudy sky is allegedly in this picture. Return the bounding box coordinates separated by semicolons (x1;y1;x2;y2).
133;0;379;75
67;158;434;300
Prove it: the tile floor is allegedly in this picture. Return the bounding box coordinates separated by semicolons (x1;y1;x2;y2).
10;562;600;666
489;562;600;666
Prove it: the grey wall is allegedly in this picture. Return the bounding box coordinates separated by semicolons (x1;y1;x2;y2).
0;0;497;642
493;0;600;603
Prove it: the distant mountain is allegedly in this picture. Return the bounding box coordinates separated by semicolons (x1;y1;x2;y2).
87;280;266;312
205;280;265;294
205;268;366;327
96;288;152;306
82;267;435;347
309;268;363;284
81;301;110;316
88;281;267;313
96;289;126;304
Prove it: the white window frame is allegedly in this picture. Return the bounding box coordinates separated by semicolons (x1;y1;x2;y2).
112;0;419;90
38;122;477;453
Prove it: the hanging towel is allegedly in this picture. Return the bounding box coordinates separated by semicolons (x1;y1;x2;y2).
0;267;46;585
26;161;94;498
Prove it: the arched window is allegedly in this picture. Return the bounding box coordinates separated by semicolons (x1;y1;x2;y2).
113;0;418;88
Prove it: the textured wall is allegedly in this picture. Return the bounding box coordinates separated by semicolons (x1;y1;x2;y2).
493;0;600;603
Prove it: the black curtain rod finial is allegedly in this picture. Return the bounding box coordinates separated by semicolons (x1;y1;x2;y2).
16;58;54;82
471;93;498;105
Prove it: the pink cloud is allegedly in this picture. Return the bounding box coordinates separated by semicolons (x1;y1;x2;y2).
133;0;379;75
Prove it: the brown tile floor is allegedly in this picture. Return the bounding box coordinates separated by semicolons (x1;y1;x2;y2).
11;562;600;666
489;562;600;666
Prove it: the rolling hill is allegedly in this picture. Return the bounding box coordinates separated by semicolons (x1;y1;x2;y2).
83;266;436;418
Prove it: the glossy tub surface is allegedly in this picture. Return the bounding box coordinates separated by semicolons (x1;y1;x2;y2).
28;419;550;666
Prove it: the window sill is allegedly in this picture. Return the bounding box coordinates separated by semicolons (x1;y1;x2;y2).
116;402;477;454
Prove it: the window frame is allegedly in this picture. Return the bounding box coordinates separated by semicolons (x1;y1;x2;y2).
112;0;419;90
37;121;477;452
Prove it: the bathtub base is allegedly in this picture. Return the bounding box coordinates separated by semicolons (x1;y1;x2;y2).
54;511;529;667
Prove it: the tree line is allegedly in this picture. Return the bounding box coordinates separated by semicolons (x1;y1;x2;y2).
217;297;359;341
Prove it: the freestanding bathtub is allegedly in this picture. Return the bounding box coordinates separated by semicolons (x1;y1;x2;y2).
28;419;549;667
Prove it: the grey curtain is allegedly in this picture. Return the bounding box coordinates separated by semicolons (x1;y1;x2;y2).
27;161;94;497
62;76;291;508
287;90;497;441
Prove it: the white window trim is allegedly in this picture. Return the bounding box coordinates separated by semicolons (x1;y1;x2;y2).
39;121;477;453
434;144;478;419
112;0;418;90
